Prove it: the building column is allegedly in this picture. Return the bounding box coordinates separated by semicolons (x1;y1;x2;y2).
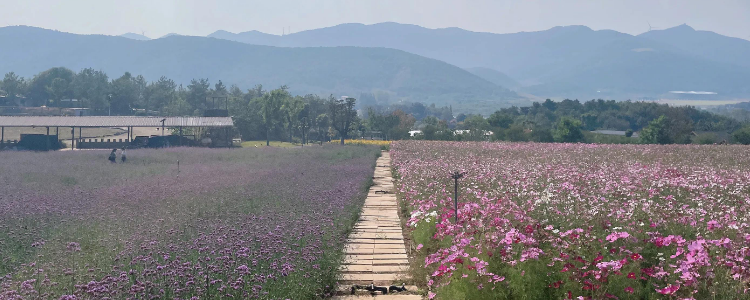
71;127;75;150
46;127;50;151
179;127;183;146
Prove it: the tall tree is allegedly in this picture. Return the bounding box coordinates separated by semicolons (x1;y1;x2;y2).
109;72;139;115
144;76;178;114
2;72;26;106
329;96;357;145
553;117;584;143
315;114;330;143
73;68;109;109
46;78;69;107
27;67;74;106
282;97;304;143
186;78;210;111
259;87;288;146
639;115;671;144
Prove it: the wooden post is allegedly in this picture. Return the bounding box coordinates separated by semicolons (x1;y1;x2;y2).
79;127;82;145
225;127;229;148
46;127;50;151
127;127;131;142
1;126;4;145
179;127;183;146
71;127;75;150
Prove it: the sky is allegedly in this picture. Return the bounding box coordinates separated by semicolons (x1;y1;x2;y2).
1;0;749;39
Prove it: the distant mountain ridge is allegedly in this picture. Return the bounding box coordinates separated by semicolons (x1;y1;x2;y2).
210;23;750;100
639;24;750;68
0;26;521;113
119;33;150;41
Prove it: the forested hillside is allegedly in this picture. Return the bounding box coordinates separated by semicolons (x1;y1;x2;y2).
0;26;521;113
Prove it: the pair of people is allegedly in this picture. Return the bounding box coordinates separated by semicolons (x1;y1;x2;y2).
108;148;127;163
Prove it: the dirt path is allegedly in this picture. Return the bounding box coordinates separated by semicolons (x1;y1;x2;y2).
334;152;422;299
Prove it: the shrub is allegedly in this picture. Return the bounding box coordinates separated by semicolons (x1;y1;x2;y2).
732;126;750;145
553;117;584;143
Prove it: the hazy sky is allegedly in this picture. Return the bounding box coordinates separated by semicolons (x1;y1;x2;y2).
2;0;749;39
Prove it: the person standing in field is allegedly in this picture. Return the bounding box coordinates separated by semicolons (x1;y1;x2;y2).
108;149;117;163
121;148;127;163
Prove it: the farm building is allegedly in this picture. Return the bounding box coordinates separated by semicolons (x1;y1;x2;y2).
0;116;234;151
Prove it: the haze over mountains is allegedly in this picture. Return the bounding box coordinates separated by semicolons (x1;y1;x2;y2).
0;26;519;113
1;22;748;114
209;22;750;100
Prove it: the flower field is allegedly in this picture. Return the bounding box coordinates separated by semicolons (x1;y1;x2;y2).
0;146;379;299
391;141;750;299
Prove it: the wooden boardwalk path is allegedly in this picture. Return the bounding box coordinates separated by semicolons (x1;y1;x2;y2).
334;152;422;299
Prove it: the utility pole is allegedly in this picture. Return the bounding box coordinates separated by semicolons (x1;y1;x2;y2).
451;171;465;223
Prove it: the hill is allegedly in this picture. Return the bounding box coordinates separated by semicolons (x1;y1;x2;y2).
210;23;750;100
0;26;521;113
639;24;750;69
465;67;520;90
119;33;151;41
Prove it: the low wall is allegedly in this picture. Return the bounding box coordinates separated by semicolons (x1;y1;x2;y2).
78;138;130;149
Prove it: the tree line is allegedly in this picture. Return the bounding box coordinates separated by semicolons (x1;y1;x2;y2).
408;99;747;145
0;68;410;145
3;68;749;145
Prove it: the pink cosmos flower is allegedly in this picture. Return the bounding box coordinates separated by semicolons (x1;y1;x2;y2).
655;284;680;295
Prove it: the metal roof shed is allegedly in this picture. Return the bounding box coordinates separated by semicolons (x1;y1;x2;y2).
0;116;234;150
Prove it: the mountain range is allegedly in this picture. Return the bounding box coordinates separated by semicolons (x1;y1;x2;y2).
2;22;748;114
208;23;750;100
0;26;520;113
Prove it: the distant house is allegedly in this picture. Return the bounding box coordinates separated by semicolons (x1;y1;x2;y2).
455;129;493;136
592;130;639;138
408;130;422;137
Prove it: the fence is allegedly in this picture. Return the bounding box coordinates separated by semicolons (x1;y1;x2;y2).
78;138;130;149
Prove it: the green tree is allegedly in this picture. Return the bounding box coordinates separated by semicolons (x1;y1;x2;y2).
144;76;178;114
530;127;554;143
315;114;330;143
732;126;750;145
367;108;401;140
73;68;109;109
109;72;139;115
329;96;357;145
391;110;416;140
186;78;210;111
462;115;490;141
46;78;69;107
2;72;26;106
639;115;671;144
505;124;528;142
282;96;304;143
487;111;514;129
259;87;288;146
553;117;584;143
27;67;74;106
